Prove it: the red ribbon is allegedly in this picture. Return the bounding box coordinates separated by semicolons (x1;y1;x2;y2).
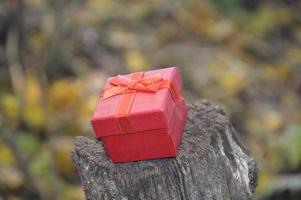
101;72;183;134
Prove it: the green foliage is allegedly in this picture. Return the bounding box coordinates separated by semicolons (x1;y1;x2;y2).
29;147;52;176
210;0;242;14
246;7;275;36
15;132;40;156
284;125;301;169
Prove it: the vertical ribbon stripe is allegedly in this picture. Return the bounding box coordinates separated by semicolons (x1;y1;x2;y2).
115;72;144;134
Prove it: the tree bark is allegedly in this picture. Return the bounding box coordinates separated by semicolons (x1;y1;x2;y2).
71;100;258;200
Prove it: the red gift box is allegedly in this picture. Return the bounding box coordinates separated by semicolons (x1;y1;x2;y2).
91;67;188;163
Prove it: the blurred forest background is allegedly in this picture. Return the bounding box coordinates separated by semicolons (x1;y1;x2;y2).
0;0;301;199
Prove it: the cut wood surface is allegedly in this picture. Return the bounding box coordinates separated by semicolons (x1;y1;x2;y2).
71;100;258;200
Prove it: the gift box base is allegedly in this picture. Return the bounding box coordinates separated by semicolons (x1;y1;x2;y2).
102;107;186;163
91;67;188;163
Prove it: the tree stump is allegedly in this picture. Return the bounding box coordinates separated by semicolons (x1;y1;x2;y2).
71;100;258;200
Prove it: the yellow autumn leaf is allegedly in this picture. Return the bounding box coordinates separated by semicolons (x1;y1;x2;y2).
47;79;82;111
276;63;291;81
77;95;98;132
79;95;98;121
64;185;85;200
1;94;19;120
52;136;77;177
124;50;150;72
263;111;283;131
87;0;117;13
25;74;42;104
22;104;45;129
21;74;45;129
0;141;16;166
218;71;246;95
80;95;99;116
177;2;217;37
256;170;274;194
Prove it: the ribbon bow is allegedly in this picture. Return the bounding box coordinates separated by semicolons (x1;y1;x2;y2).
102;74;164;99
101;72;182;134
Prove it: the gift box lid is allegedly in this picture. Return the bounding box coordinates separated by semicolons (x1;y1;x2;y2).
91;66;186;138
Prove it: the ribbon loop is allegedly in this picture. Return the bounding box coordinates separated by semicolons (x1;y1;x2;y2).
110;75;128;86
127;79;139;89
